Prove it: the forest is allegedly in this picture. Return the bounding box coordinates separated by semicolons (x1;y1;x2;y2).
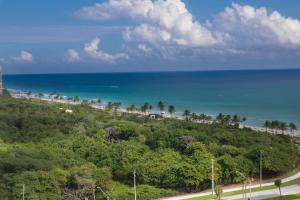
0;95;297;200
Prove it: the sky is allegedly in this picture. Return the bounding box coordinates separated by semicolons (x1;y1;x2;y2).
1;0;300;74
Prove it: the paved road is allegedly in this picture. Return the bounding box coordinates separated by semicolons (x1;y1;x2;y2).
162;172;300;200
226;184;300;200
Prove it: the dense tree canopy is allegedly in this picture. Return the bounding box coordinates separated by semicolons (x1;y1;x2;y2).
0;96;297;199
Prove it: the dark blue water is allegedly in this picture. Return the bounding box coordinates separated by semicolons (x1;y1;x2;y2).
3;69;300;127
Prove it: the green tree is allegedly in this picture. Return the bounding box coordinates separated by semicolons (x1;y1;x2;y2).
183;109;191;120
263;120;271;132
289;122;297;138
214;185;223;200
168;105;175;116
157;101;165;112
275;179;282;200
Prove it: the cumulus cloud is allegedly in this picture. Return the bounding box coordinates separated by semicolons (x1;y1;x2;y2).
76;0;218;47
84;37;128;63
76;1;300;50
13;51;34;62
66;49;81;62
211;3;300;47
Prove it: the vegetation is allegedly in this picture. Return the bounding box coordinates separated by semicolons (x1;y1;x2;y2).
0;96;298;199
264;120;297;136
275;179;282;200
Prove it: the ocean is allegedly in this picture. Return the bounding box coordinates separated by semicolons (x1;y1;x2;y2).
3;69;300;128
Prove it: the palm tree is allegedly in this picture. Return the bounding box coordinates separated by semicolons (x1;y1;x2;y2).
106;102;113;111
27;91;32;97
157;101;165;112
97;99;102;104
168;105;175;116
242;117;247;127
279;122;287;134
183;109;191;120
274;179;282;200
263;120;271;133
113;102;121;112
149;105;153;113
190;113;198;121
232;114;241;125
38;93;44;98
216;113;225;123
225;115;231;125
127;105;136;113
74;96;80;102
289;123;297;138
141;102;150;113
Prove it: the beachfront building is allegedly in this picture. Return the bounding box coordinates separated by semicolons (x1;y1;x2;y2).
0;65;3;95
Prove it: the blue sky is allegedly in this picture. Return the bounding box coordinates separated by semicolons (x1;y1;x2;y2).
1;0;300;74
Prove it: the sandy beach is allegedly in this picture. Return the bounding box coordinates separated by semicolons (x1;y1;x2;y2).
9;90;300;137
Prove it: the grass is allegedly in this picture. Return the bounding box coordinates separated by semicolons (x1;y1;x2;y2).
188;178;300;200
263;193;300;200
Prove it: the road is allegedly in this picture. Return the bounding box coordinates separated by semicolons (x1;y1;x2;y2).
226;184;300;200
162;172;300;200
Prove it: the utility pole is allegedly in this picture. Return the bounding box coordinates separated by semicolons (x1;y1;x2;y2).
134;169;137;200
211;159;215;197
22;184;25;200
260;151;263;188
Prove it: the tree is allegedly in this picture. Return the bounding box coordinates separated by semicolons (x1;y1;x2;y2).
289;123;297;138
183;109;191;120
106;102;113;111
168;105;175;116
216;113;225;123
149;105;153;112
113;102;121;112
214;185;223;200
97;99;102;104
263;120;271;133
74;96;80;102
242;117;247;127
274;179;282;200
157;101;164;112
141;102;150;113
232;114;241;127
38;93;44;98
279;122;287;134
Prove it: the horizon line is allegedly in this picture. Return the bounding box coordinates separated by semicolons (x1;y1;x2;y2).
3;67;300;76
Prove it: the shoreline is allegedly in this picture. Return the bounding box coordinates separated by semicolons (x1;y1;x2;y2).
8;89;300;136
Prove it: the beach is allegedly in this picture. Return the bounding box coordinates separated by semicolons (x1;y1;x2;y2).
10;90;300;137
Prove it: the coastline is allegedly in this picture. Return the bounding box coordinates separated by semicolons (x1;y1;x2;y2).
8;89;300;137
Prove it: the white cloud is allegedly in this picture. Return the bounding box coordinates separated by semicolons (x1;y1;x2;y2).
66;49;81;62
138;43;152;54
76;0;218;47
212;3;300;47
13;51;34;62
84;37;128;63
76;1;300;50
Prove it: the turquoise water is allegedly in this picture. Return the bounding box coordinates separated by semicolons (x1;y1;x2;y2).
3;69;300;127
